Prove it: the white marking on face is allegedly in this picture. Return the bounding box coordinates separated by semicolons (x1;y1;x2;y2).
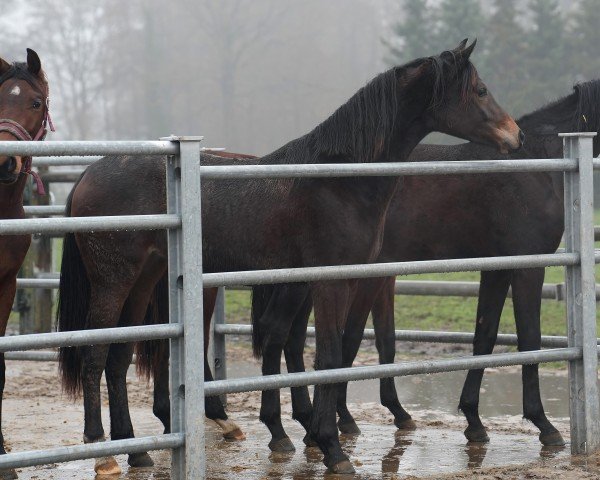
9;85;20;96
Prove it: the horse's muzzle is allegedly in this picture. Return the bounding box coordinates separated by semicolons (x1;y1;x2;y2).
0;156;19;183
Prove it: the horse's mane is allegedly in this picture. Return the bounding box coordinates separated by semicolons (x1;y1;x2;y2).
518;79;600;137
0;62;49;98
574;80;600;135
263;52;477;165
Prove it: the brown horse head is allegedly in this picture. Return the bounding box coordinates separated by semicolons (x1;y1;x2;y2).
421;39;523;153
0;48;50;185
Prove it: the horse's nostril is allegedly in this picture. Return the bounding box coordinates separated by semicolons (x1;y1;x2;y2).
6;157;16;173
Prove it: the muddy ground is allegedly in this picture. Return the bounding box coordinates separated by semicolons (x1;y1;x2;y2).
2;340;600;479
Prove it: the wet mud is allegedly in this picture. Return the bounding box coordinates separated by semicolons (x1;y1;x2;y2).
2;351;599;479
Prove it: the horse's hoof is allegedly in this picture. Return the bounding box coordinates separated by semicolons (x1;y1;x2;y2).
327;459;355;475
464;426;489;443
338;420;361;435
223;427;246;441
94;456;121;475
268;437;295;452
215;419;246;441
0;468;17;480
540;430;565;446
128;452;154;467
302;433;319;448
395;418;417;431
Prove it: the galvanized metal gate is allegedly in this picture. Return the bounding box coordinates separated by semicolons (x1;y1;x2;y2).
0;133;597;478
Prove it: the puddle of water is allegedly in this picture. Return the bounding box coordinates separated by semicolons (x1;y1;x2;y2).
203;418;568;479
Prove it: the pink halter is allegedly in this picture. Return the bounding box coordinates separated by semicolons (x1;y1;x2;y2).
0;99;55;195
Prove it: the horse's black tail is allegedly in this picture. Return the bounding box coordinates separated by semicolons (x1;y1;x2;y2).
135;275;169;381
57;174;89;398
251;285;274;358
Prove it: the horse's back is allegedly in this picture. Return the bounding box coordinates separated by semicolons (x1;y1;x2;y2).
381;142;563;260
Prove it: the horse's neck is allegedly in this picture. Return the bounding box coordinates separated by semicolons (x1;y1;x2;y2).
0;176;27;218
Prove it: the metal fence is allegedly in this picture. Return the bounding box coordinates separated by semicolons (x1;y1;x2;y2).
0;138;204;478
0;133;598;479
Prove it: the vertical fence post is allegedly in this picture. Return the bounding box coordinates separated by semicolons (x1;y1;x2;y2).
212;287;227;405
165;135;205;479
562;132;600;455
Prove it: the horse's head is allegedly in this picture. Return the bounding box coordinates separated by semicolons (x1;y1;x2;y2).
414;39;523;153
0;49;50;185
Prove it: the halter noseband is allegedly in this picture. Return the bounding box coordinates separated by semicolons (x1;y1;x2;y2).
0;73;55;195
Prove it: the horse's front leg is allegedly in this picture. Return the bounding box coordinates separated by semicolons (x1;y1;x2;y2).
512;268;564;446
458;269;511;443
309;280;355;474
337;277;385;435
0;277;17;479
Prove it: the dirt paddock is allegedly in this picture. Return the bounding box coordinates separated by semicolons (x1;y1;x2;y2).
2;348;600;479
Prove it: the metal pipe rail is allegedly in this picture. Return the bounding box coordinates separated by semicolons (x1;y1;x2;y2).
0;324;182;352
214;324;577;348
39;170;84;183
205;348;581;397
23;205;66;216
0;214;180;235
0;140;179;157
203;253;577;287
33;156;104;166
0;433;184;470
200;158;575;179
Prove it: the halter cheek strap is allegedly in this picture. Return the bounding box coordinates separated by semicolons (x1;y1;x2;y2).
0;102;55;195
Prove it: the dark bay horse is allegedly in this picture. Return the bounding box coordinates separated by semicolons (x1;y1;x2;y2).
253;79;600;452
57;40;521;474
0;49;52;480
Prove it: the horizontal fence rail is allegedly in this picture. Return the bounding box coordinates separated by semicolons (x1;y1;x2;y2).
0;324;182;352
204;348;581;397
202;253;578;287
0;433;184;470
23;205;66;216
0;140;179;157
200;158;578;179
215;324;582;348
0;214;180;235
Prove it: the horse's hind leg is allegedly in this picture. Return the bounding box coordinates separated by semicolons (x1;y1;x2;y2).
152;344;170;433
372;277;414;430
310;280;354;474
458;269;511;443
203;289;244;441
0;278;17;479
108;265;166;468
82;284;129;475
105;342;153;468
257;284;306;452
512;268;564;446
283;291;314;445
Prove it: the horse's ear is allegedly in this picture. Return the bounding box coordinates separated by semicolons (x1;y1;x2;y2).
0;56;10;77
26;48;42;76
459;39;477;63
453;39;469;52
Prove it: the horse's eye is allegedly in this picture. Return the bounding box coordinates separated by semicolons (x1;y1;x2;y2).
32;100;42;109
477;87;488;98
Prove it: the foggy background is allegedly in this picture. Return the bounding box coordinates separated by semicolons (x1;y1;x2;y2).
0;0;597;155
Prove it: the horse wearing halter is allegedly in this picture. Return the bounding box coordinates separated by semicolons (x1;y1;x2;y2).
0;67;55;195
